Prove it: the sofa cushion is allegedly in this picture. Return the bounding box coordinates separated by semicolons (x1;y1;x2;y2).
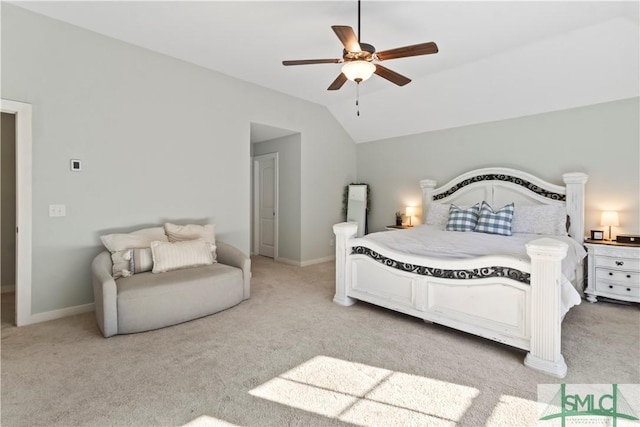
116;263;243;334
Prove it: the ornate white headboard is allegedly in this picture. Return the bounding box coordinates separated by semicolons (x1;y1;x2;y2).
420;167;589;243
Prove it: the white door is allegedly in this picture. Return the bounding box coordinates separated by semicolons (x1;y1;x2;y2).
253;153;278;258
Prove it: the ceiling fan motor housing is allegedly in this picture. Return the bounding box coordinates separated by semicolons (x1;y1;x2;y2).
343;43;376;62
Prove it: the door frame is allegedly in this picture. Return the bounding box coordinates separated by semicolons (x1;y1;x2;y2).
252;152;279;258
1;99;33;326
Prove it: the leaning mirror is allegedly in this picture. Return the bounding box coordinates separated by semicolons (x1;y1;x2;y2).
347;184;367;237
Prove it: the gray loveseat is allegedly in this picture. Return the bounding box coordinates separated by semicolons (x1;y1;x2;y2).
92;241;250;337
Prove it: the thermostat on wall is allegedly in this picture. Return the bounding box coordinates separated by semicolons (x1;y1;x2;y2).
70;159;82;171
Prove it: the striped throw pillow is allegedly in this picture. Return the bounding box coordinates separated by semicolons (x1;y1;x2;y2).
474;201;515;236
130;248;154;274
446;203;480;232
151;239;213;273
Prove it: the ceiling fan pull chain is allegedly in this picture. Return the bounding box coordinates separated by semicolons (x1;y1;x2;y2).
356;82;360;116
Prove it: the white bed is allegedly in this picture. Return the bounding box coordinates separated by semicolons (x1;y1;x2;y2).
333;167;588;377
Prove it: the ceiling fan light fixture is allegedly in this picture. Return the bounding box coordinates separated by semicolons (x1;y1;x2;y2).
341;60;376;83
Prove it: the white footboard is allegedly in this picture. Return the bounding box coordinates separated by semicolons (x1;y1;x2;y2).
333;223;569;378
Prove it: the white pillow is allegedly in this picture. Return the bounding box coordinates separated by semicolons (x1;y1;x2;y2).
151;239;213;273
100;227;168;279
511;204;568;236
425;203;450;227
101;227;168;252
164;223;217;261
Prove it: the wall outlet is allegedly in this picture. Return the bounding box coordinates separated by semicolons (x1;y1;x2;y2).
49;204;66;217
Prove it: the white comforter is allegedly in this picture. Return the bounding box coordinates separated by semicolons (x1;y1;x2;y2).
357;225;586;315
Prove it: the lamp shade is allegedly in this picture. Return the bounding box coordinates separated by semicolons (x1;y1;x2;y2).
405;206;415;217
600;211;619;227
341;61;376;82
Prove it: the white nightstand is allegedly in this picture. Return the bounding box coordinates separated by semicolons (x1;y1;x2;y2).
584;240;640;304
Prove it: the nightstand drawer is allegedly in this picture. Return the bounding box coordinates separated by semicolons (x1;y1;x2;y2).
594;256;640;271
595;269;640;286
595;281;640;299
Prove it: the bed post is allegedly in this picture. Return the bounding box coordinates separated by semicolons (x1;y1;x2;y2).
333;222;358;306
524;238;569;378
420;179;437;223
562;172;588;242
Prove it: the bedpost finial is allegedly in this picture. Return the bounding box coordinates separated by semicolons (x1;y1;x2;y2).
420;179;437;189
562;172;588;184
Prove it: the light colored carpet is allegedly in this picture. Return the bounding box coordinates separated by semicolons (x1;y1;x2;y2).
1;256;639;426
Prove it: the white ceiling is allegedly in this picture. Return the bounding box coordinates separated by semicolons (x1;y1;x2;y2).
13;1;640;143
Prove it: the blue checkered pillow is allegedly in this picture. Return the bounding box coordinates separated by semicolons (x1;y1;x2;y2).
446;203;480;232
474;201;515;236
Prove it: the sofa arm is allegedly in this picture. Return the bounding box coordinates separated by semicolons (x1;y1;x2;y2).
217;241;251;300
91;251;118;337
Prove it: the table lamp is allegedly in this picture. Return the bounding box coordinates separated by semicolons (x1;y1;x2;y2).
600;211;619;241
405;206;415;226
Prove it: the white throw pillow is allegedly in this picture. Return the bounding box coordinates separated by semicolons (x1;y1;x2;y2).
164;223;217;261
151;239;213;273
425;203;450;227
101;227;168;252
511;204;568;236
100;227;169;279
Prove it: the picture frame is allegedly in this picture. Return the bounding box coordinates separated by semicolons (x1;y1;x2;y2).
590;230;604;241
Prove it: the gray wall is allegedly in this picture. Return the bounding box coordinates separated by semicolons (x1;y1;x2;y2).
1;5;356;315
1;112;16;288
357;97;639;238
253;134;302;263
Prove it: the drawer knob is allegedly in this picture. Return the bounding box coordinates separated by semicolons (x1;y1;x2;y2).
609;272;613;276
609;285;613;289
627;288;631;292
616;261;624;266
627;275;631;278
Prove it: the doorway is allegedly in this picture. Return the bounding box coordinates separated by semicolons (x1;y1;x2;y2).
253;153;278;258
1;99;33;327
1;112;16;325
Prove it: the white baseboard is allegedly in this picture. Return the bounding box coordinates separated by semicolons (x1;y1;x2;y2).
300;255;335;267
275;255;335;267
26;303;95;325
1;285;16;293
275;257;301;266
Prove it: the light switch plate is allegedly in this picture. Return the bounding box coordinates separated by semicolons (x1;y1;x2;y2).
49;204;66;217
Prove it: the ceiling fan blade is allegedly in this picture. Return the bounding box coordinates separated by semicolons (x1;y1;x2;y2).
332;25;361;53
374;65;411;86
327;73;348;91
283;59;341;66
376;42;439;61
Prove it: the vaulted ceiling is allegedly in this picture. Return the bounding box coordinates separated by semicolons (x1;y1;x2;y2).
13;1;640;143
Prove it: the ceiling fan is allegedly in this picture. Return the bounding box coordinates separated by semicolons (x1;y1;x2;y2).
282;0;439;91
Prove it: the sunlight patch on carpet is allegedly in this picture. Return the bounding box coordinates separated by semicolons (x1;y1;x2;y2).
249;355;479;425
485;395;537;426
182;415;238;427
